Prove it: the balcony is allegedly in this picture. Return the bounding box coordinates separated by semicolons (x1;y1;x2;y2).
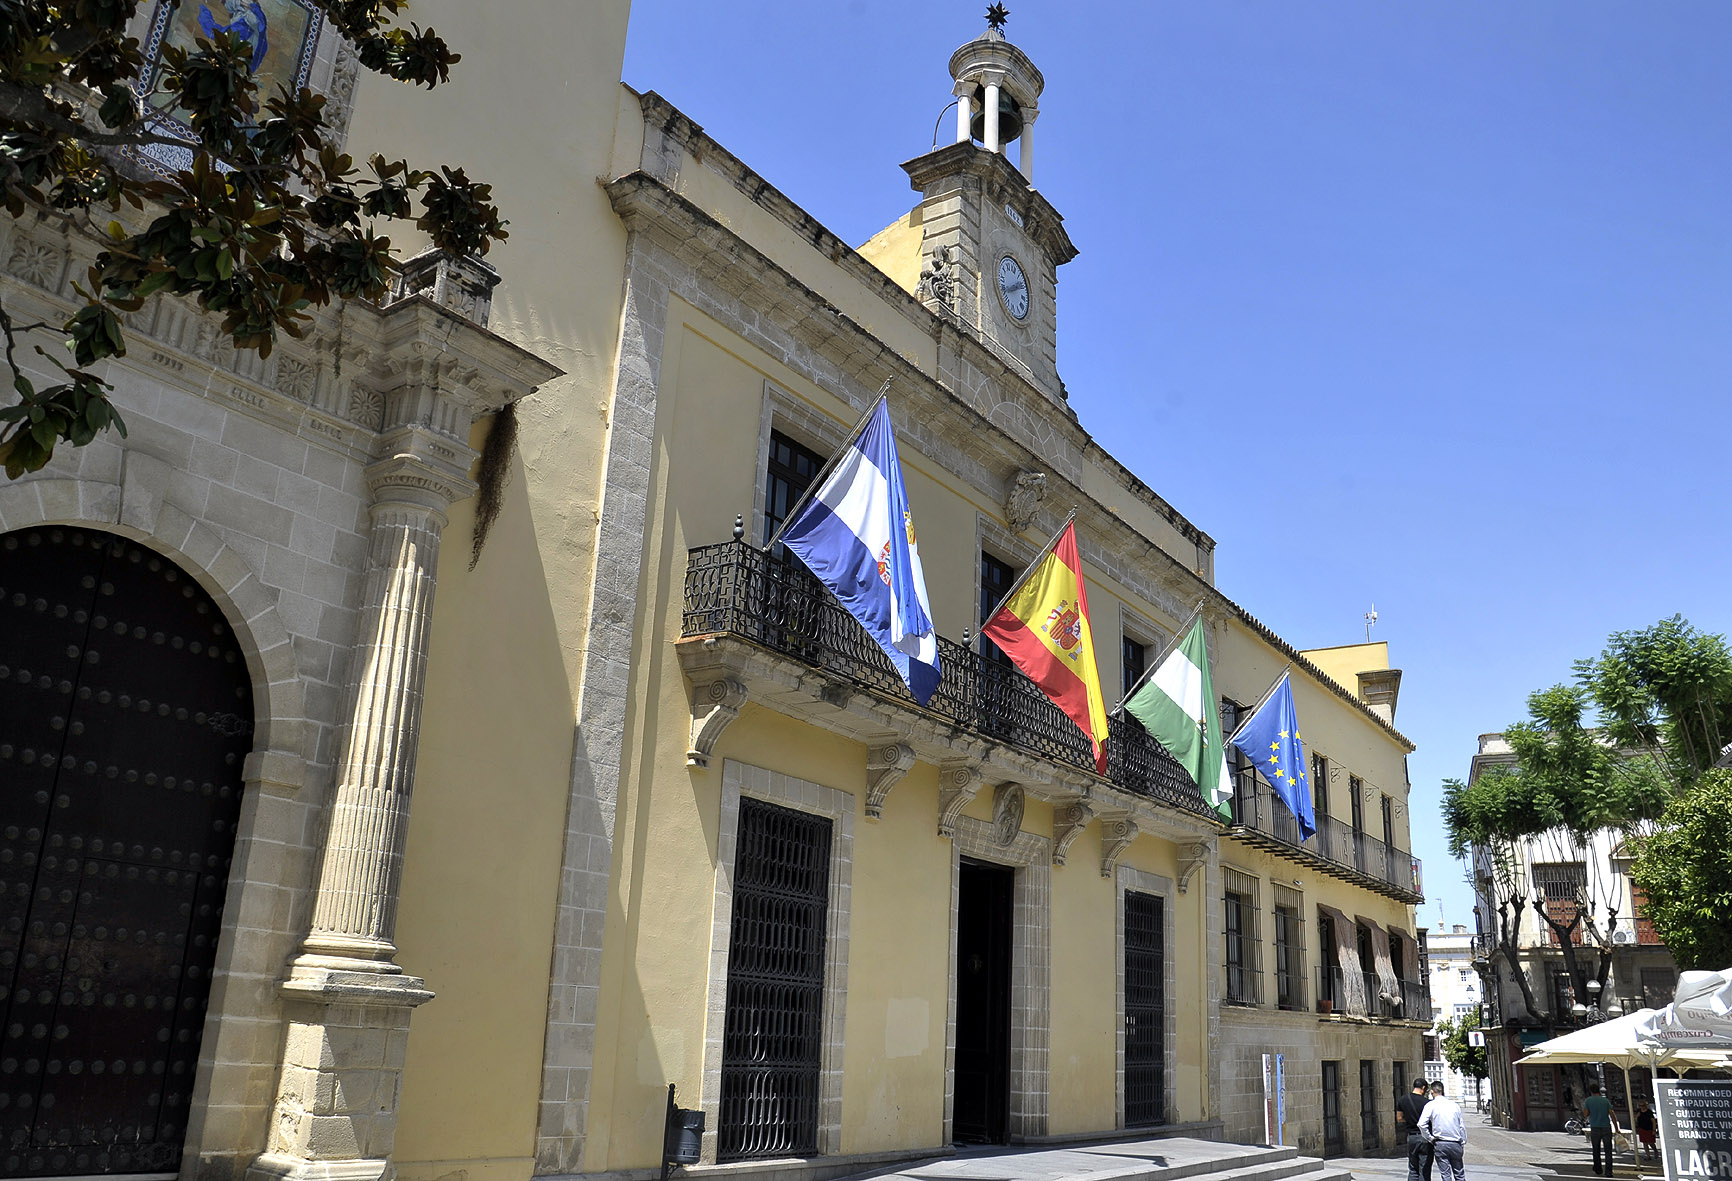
1229;780;1423;904
1315;967;1433;1023
679;541;1222;827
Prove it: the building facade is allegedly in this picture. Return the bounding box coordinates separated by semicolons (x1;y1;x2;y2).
1423;925;1485;1104
1;6;1432;1181
1466;735;1679;1131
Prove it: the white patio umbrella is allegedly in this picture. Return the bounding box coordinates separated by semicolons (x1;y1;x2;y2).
1520;1008;1731;1176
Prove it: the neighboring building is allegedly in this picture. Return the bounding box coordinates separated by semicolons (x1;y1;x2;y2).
1423;924;1485;1105
1465;734;1680;1131
0;7;1430;1181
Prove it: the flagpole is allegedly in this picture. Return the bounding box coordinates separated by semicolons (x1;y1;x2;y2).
1224;663;1294;746
1113;599;1207;714
763;379;891;552
980;508;1078;629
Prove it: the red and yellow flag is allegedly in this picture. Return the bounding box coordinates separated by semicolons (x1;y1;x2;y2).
980;520;1111;773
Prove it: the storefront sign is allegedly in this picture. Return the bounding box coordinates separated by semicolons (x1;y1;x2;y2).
1655;1079;1732;1179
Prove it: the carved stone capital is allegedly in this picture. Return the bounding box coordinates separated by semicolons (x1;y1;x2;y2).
1051;799;1092;867
1099;810;1139;878
865;741;918;820
937;763;984;839
687;677;748;768
1176;841;1211;894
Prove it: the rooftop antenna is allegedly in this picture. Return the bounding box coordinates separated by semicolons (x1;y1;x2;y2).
1364;603;1378;643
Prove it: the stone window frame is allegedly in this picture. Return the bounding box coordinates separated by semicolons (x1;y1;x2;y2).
1115;864;1178;1131
975;515;1036;635
752;379;850;546
1117;603;1168;701
703;760;854;1162
1221;864;1264;1008
945;815;1051;1143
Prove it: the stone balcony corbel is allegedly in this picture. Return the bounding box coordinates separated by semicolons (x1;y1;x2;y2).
688;674;749;769
1051;799;1093;867
1100;811;1138;878
936;763;984;839
865;741;918;819
1176;841;1211;893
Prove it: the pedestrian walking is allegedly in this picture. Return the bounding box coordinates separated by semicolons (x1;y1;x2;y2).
1635;1102;1657;1162
1419;1081;1468;1181
1395;1077;1434;1181
1583;1082;1619;1175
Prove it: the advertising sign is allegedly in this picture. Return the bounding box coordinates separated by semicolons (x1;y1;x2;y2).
1654;1079;1732;1180
1263;1053;1288;1147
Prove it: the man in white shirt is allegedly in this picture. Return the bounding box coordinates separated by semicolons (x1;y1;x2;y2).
1419;1081;1468;1181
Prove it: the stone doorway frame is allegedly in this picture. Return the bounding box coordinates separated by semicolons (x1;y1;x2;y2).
0;474;310;1176
945;816;1051;1144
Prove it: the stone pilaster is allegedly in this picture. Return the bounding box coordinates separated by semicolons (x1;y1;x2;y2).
249;422;478;1181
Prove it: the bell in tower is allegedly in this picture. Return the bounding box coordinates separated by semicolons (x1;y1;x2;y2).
950;3;1043;180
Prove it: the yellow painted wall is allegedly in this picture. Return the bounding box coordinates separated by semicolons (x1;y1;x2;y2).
1301;641;1391;697
858;208;926;295
344;2;639;1179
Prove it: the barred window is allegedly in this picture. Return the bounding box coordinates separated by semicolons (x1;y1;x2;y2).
1223;867;1262;1006
1532;861;1588;945
1273;884;1306;1012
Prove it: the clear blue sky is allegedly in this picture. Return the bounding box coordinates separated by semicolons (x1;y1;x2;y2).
622;2;1732;930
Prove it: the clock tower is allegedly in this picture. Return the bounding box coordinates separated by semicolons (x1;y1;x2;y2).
901;12;1077;407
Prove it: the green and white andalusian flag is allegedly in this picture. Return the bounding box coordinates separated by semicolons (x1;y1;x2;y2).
1123;615;1234;820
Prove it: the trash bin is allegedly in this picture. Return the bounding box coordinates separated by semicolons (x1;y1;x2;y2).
665;1106;704;1165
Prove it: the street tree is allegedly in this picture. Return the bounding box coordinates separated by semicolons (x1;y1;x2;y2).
1438;1005;1488;1081
0;0;507;477
1446;617;1732;1012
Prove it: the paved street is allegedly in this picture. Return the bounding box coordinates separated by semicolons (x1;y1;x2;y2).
1328;1112;1660;1181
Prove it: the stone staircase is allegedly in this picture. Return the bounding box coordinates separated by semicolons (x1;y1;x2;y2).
832;1136;1354;1181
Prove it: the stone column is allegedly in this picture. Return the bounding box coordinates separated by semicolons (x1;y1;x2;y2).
983;78;1002;152
955;81;974;144
249;441;473;1181
1019;107;1038;180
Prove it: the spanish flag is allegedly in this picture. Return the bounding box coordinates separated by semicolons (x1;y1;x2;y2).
980;517;1111;773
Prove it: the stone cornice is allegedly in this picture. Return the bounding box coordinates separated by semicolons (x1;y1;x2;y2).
604;171;1415;753
902;141;1077;265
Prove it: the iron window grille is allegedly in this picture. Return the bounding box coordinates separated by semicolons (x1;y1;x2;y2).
1273;884;1306;1012
1222;867;1263;1006
1360;1060;1380;1150
1124;890;1166;1128
718;798;832;1161
1322;1060;1344;1155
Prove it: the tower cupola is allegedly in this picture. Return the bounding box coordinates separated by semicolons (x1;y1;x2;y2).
949;6;1045;181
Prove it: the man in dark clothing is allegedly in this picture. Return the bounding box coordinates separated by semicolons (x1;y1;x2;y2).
1396;1077;1434;1181
1584;1082;1618;1175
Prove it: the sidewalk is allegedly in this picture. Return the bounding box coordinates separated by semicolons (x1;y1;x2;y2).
1327;1113;1660;1181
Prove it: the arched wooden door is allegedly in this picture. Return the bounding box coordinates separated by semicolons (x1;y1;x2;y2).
0;526;254;1177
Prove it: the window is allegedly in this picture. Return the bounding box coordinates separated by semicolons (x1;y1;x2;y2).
1550;966;1576;1021
1313;754;1330;817
1221;700;1258;825
1349;776;1367;871
1381;793;1395;849
1532;862;1588;944
1394;1061;1408;1112
763;430;825;547
1274;884;1305;1011
1317;911;1340;1012
1222;868;1262;1005
1322;1061;1344;1155
1122;635;1148;700
718;798;832;1160
979;551;1017;663
1360;1060;1380;1150
1642;968;1676;1009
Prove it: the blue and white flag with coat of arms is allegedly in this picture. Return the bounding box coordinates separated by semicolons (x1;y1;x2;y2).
780;397;941;704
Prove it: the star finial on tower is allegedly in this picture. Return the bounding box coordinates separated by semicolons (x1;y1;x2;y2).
985;4;1010;31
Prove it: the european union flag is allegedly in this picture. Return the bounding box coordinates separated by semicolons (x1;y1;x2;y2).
1227;672;1316;840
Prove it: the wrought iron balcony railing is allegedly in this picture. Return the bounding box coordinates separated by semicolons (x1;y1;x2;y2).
682;540;1220;820
1401;980;1434;1024
1230;779;1423;900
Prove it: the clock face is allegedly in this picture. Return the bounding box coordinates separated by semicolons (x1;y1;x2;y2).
997;255;1030;321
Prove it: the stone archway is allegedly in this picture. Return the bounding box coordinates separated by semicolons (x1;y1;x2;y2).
0;525;257;1177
